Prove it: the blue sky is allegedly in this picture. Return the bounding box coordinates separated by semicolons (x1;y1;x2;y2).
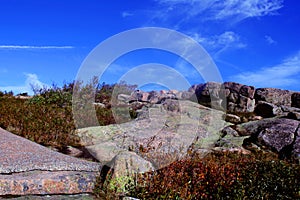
0;0;299;94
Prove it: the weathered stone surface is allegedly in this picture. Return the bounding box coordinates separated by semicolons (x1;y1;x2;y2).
192;82;256;113
127;89;193;105
102;149;152;196
224;82;255;113
0;128;101;196
64;146;84;158
161;98;181;112
77;100;227;168
280;106;300;120
194;82;225;110
108;151;154;178
254;101;282;118
86;141;126;164
257;123;295;152
235;118;300;154
292;92;300;108
0;128;100;174
224;113;241;124
221;126;240;137
255;88;292;106
0;171;97;196
118;94;131;103
224;82;255;99
218;126;249;149
292;133;300;160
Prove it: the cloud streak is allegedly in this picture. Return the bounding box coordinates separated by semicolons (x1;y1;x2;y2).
155;0;284;23
121;11;134;18
0;45;74;50
231;51;300;90
265;35;277;45
0;73;47;95
191;31;246;57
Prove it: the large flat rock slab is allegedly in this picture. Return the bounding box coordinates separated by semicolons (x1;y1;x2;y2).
0;128;101;196
0;128;100;173
0;171;96;196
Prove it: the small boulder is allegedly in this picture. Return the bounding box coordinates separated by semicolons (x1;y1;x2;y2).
235;118;300;157
224;114;241;124
254;101;282;118
118;94;131;103
86;142;124;163
194;82;225;110
105;151;154;196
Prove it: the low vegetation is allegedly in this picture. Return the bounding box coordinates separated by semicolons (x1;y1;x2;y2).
96;151;300;199
0;80;136;150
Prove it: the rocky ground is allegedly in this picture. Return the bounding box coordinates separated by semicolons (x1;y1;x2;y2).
1;81;300;199
74;81;300;198
0;128;100;199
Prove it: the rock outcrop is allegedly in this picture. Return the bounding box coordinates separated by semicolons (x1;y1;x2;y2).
224;82;256;113
100;81;300;163
254;101;282;118
223;118;300;159
255;88;293;106
77;100;227;169
70;81;300;198
0;128;101;196
192;81;256;113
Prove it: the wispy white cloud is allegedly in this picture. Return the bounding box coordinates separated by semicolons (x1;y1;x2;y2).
212;0;284;22
231;51;300;89
0;73;47;95
155;0;284;23
265;35;277;45
121;11;134;18
191;31;246;56
0;45;74;50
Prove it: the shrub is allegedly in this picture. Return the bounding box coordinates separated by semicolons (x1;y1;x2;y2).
94;151;300;199
0;97;80;149
0;80;138;149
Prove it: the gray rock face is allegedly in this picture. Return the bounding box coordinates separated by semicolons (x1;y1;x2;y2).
292;92;300;108
0;128;101;196
0;128;100;174
192;81;255;113
254;101;282;118
255;88;292;106
102;151;154;196
0;171;97;196
234;118;300;157
77;100;227;169
217;126;249;149
224;82;255;113
108;151;154;177
292;133;300;159
256;123;296;152
128;90;192;104
194;82;225;110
